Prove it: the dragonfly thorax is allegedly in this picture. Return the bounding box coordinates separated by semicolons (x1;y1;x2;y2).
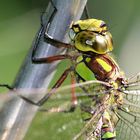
85;54;122;81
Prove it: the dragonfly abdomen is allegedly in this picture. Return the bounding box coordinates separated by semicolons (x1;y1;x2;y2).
101;111;116;140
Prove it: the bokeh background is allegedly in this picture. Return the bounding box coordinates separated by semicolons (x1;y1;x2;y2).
0;0;49;88
0;0;140;139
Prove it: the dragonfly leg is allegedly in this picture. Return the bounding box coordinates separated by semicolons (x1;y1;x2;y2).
43;1;73;49
20;67;74;106
70;72;78;107
0;84;14;90
40;72;78;113
32;54;73;64
39;101;77;113
32;0;57;59
44;33;73;49
48;72;81;113
32;1;74;63
42;0;57;27
84;3;90;19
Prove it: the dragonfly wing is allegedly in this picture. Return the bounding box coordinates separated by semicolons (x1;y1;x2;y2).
73;107;104;140
116;110;140;140
116;90;140;140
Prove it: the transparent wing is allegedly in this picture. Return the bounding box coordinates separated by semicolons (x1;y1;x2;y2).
2;77;140;140
42;81;111;140
125;72;140;90
116;89;140;140
73;105;106;140
114;73;140;139
51;78;140;140
0;81;109;140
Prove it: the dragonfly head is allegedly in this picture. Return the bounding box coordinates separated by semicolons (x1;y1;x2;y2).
69;19;113;55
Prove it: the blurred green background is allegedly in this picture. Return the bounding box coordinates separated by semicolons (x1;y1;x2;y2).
0;0;140;139
0;0;49;87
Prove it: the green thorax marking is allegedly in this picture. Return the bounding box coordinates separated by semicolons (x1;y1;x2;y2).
96;58;112;72
75;56;95;81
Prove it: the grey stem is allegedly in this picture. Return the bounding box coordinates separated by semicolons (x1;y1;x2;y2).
0;0;87;140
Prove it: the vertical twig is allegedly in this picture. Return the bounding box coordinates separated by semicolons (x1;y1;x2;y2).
0;0;87;140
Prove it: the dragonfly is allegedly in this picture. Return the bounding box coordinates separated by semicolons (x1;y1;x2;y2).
1;2;140;140
20;17;140;140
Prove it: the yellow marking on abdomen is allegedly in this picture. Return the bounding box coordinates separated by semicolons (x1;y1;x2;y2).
96;58;112;72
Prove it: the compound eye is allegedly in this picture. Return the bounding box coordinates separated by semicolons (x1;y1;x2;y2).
104;32;113;51
69;29;76;40
95;35;108;53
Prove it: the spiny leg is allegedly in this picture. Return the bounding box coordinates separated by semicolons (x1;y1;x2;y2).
69;72;77;112
32;54;74;64
32;0;74;64
84;3;90;19
26;0;78;108
44;33;73;49
39;101;74;113
32;0;58;63
0;84;14;90
40;72;79;113
0;1;71;92
20;67;74;106
32;7;57;62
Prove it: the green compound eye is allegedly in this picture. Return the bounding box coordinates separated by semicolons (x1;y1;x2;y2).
93;32;113;54
94;35;108;53
70;19;113;54
74;30;113;54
